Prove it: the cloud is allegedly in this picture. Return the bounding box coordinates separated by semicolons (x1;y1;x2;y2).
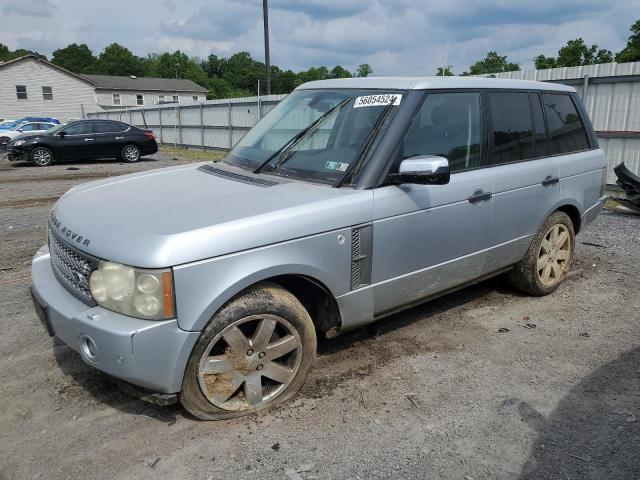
0;0;636;76
2;0;58;17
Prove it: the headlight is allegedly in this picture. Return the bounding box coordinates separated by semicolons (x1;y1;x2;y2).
13;140;25;146
89;261;175;320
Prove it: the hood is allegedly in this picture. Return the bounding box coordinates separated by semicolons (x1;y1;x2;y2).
50;163;373;267
7;132;42;141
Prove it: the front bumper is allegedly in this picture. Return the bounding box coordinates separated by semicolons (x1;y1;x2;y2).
31;245;199;393
6;144;28;161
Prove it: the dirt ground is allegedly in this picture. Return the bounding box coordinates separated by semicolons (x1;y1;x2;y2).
0;149;638;480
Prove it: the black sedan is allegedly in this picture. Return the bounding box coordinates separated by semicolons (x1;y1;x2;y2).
7;120;158;167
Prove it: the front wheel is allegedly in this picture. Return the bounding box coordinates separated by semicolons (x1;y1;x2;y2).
508;211;575;296
180;282;316;420
121;144;141;163
30;147;55;167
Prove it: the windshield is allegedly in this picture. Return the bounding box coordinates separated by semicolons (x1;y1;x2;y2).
224;89;403;184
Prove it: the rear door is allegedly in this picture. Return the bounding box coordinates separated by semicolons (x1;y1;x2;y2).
56;121;96;160
371;91;493;316
93;121;131;158
482;91;559;274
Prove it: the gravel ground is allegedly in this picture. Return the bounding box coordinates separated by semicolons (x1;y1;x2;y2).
0;151;638;480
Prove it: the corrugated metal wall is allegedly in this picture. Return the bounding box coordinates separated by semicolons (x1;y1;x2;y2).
88;95;286;151
90;62;640;184
480;61;640;184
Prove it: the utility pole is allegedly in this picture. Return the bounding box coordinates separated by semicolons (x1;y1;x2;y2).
263;0;271;95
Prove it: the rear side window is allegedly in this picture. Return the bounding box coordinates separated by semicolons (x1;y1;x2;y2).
95;121;127;133
530;93;549;157
542;94;590;154
63;122;93;135
489;92;535;163
403;92;481;172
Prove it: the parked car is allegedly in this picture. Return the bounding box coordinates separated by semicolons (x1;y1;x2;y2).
0;121;57;149
31;77;606;420
7;120;158;166
0;116;60;130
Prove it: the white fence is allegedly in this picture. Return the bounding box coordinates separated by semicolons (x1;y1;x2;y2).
88;95;287;151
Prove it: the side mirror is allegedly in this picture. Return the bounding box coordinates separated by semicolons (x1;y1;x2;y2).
390;155;450;185
58;131;67;138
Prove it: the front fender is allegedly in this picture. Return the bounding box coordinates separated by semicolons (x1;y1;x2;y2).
172;228;353;332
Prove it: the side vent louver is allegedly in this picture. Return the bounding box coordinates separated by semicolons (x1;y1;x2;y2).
350;225;372;290
198;165;278;187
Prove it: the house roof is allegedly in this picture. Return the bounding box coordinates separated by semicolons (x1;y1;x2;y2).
82;74;208;93
0;54;97;86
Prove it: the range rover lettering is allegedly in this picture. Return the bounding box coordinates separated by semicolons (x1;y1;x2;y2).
30;77;606;420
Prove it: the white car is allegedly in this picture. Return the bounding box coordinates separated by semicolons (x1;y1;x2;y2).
0;121;57;147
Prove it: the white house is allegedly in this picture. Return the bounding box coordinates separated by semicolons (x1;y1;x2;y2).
0;55;96;121
0;55;208;122
84;74;208;110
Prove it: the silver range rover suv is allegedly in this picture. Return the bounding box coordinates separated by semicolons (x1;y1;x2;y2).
31;77;606;419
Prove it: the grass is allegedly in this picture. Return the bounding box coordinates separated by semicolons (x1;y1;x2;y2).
160;145;226;162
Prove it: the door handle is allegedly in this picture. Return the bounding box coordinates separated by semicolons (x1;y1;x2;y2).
115;136;124;140
542;175;559;187
468;190;492;204
84;138;94;142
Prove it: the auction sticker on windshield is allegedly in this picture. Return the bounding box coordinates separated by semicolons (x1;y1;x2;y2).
353;94;402;108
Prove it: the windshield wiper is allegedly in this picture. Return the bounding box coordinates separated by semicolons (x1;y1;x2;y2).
253;97;351;174
333;99;397;188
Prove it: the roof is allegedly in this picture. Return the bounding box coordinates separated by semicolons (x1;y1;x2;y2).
83;74;208;93
0;54;97;86
296;76;576;92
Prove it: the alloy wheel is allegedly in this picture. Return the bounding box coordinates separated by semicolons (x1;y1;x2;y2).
124;146;140;162
537;223;571;287
32;148;52;166
197;314;302;412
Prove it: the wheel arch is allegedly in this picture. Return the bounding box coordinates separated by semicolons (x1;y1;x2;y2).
178;264;345;335
539;199;583;235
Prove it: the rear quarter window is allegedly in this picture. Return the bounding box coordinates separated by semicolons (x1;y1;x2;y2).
542;94;590;155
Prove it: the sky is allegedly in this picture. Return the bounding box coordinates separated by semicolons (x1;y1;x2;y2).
0;0;637;75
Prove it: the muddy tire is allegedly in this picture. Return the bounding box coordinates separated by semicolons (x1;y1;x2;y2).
180;282;316;420
30;147;54;167
508;211;575;296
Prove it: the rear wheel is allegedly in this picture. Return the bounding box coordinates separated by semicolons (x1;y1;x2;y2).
30;147;54;167
508;211;575;296
121;144;141;163
180;282;316;420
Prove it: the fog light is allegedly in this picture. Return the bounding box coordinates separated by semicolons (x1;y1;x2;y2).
79;333;98;362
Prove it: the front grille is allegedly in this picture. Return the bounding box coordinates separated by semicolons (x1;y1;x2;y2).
49;230;97;304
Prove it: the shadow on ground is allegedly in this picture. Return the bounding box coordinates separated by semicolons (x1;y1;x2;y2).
52;338;180;422
518;347;640;479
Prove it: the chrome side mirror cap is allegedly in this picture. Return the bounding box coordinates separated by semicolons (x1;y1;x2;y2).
391;155;450;185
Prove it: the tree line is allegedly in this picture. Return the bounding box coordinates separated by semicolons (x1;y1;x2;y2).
0;42;372;99
1;19;638;97
438;19;639;76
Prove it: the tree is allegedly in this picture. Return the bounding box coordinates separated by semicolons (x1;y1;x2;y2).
329;65;352;78
51;43;96;73
145;51;208;86
535;38;613;69
436;66;454;76
616;19;640;63
0;43;46;62
465;51;519;75
356;63;373;77
88;43;146;76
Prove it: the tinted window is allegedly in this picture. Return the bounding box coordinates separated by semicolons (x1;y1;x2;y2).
403;92;481;172
530;93;549;157
542;94;589;154
63;122;93;135
95;121;127;133
489;92;535;164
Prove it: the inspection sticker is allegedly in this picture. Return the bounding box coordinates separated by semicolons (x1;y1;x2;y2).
353;93;402;108
325;161;349;172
